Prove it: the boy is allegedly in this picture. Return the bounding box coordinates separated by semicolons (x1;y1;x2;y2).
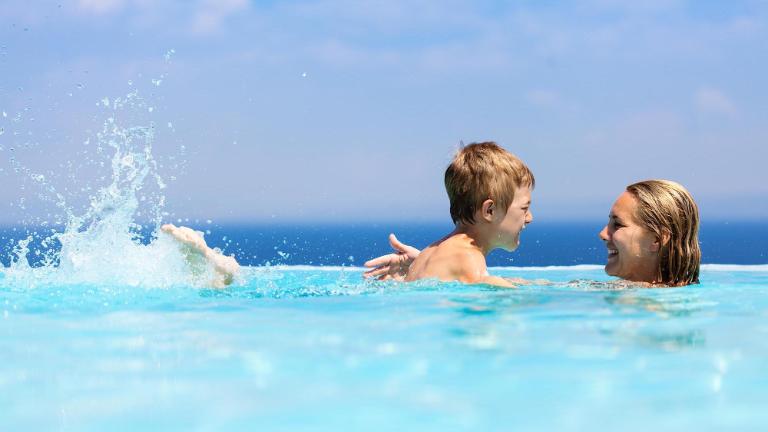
367;142;534;287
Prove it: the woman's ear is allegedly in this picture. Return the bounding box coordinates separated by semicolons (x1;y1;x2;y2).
480;199;495;223
650;232;671;252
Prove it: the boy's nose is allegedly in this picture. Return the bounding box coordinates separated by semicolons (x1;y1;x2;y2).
526;211;533;224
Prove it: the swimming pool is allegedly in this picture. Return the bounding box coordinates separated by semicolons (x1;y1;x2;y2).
3;265;767;431
2;87;766;430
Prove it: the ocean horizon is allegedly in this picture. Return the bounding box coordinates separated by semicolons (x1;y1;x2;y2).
2;220;765;269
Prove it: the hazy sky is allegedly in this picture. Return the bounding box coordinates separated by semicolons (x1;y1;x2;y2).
1;0;767;224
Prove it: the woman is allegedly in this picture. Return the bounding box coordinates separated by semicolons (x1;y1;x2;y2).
364;179;701;287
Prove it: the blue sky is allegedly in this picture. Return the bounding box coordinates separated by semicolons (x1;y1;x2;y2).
1;0;766;224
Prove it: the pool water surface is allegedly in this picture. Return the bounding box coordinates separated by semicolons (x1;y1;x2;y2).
2;265;767;431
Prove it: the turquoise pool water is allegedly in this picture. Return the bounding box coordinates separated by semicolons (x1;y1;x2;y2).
3;265;767;431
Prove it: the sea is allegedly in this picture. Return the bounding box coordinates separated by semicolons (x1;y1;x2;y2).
4;220;764;269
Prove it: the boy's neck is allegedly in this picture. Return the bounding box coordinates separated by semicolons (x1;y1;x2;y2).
453;223;494;256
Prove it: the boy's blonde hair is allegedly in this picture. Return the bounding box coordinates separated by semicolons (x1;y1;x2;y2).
626;179;701;286
444;142;535;225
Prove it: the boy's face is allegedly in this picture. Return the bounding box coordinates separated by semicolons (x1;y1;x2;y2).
493;185;533;251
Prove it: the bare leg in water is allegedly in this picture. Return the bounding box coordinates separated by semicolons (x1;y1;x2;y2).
161;224;240;287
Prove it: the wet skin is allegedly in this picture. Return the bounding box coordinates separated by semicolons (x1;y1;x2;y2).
599;192;660;283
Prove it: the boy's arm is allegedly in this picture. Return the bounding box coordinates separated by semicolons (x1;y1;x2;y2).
476;276;551;287
363;234;421;280
479;275;517;288
449;251;516;288
161;224;240;287
505;277;552;285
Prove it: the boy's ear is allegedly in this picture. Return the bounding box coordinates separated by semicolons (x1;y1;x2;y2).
480;199;495;222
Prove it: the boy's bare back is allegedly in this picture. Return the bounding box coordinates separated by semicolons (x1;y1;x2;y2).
406;233;514;287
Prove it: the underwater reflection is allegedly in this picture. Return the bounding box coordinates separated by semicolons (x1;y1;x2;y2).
601;289;707;319
440;288;554;352
599;290;710;351
440;285;711;353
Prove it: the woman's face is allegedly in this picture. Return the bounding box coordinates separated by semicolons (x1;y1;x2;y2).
599;192;661;283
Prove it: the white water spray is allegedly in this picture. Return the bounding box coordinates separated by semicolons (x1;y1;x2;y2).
2;89;216;288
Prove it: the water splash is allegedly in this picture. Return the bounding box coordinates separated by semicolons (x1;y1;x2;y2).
1;89;215;289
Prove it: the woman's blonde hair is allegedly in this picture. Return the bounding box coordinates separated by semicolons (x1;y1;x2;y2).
626;180;701;286
444;142;534;225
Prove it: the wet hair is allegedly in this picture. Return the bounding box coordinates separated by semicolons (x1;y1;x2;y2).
626;180;701;286
444;142;535;225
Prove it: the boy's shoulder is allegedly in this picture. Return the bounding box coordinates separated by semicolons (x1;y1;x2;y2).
417;236;488;283
434;243;515;286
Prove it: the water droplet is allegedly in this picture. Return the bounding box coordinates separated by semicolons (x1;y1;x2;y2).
101;97;110;107
301;72;307;78
152;79;162;86
167;122;173;128
147;107;154;113
76;83;84;89
2;111;6;117
0;127;4;136
127;80;133;86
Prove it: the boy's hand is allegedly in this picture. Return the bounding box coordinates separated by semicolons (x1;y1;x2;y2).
363;234;420;281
